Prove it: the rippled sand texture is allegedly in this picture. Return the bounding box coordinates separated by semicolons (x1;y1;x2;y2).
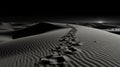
0;24;120;67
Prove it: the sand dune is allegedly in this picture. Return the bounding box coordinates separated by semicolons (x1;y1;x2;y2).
12;22;64;39
0;35;13;43
1;23;120;67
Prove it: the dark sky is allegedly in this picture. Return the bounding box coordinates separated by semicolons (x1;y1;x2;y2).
0;8;120;23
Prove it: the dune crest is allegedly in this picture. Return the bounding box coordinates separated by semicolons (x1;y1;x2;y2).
1;24;120;67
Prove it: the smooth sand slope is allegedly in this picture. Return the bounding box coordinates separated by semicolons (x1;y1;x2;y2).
12;22;64;39
1;24;120;67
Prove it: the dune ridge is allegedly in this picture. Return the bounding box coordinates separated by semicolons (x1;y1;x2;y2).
0;24;120;67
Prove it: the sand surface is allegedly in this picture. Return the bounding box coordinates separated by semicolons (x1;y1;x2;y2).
0;24;120;67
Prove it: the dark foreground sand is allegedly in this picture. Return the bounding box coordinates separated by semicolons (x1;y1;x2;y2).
0;24;120;67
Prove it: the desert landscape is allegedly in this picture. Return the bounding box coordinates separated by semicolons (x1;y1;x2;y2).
0;22;120;67
1;5;120;67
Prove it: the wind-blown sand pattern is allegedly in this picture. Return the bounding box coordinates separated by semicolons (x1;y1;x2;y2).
1;24;120;67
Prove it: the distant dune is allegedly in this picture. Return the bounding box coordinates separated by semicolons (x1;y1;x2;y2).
1;23;120;67
0;35;12;42
12;22;65;39
0;22;38;43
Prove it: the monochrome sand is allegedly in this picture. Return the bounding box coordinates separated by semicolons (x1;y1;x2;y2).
0;24;120;67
